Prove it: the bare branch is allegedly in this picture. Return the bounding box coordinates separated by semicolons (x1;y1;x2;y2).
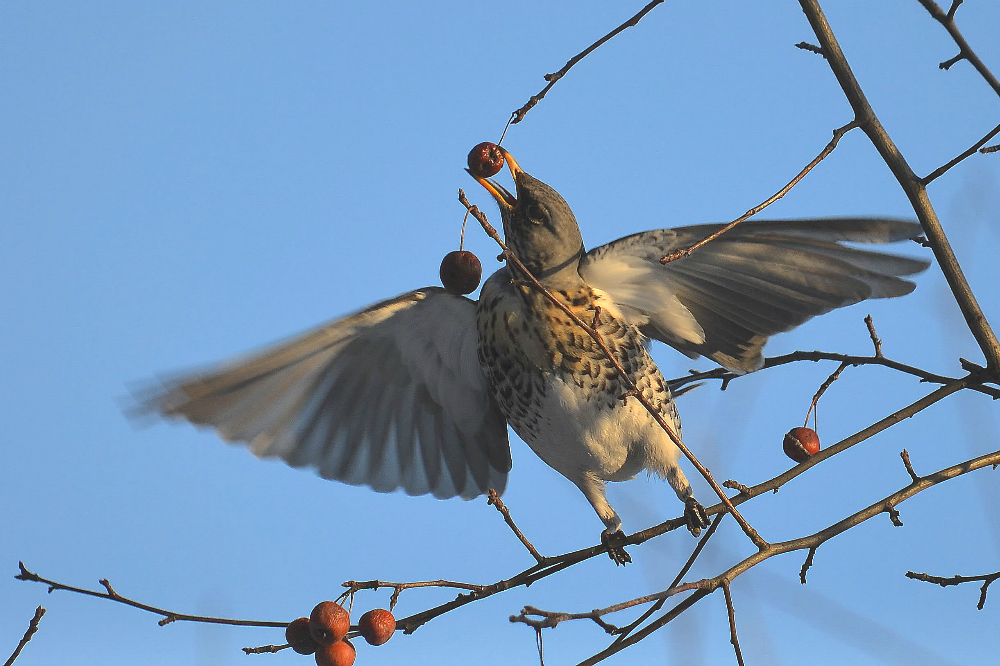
900;449;920;483
667;351;1000;399
799;0;1000;374
795;41;825;57
487;489;548;565
917;0;1000;97
864;314;884;357
922;122;1000;184
800;547;818;584
906;570;1000;610
4;606;45;666
660;121;858;264
803;360;850;428
510;1;664;124
722;582;746;666
14;562;286;628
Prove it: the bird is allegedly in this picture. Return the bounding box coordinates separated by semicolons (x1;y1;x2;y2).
144;148;929;562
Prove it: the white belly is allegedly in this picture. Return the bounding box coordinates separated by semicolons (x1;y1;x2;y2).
520;374;682;485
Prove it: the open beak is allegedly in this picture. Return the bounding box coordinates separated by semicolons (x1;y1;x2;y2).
470;147;524;210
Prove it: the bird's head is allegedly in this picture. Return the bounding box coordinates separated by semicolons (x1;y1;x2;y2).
471;150;585;282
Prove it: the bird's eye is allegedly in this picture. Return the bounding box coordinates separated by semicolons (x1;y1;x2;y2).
525;202;546;224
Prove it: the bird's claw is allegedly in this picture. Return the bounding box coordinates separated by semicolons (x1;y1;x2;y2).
684;497;710;537
601;529;632;566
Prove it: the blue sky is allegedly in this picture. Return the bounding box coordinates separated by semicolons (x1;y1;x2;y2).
2;2;998;665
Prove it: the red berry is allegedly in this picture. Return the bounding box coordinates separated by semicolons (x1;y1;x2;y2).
309;601;350;646
358;608;395;646
467;141;505;179
286;617;319;655
314;639;356;666
783;427;821;463
440;250;482;295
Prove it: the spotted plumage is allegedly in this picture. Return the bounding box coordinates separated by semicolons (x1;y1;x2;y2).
145;149;929;559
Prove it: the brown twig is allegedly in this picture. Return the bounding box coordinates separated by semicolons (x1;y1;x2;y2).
660;120;858;264
609;512;725;647
981;143;1000;154
510;1;664;123
922;121;1000;184
458;189;767;550
803;360;850;429
917;0;1000;97
864;314;884;357
342;579;488;614
666;349;1000;399
4;606;45;666
799;0;1000;375
800;546;818;584
900;449;921;483
722;582;746;666
795;41;825;57
487;489;548;565
14;562;286;628
905;569;1000;610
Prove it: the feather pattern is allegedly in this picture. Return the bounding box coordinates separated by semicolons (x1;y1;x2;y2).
580;218;930;372
146;287;511;499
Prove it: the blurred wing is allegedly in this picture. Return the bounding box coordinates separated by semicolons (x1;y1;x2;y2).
580;218;930;373
144;287;511;499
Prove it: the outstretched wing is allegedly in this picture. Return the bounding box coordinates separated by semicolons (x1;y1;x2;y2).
143;287;511;499
580;218;930;373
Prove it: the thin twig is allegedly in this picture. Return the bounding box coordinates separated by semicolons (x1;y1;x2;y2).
981;143;1000;154
660;121;858;264
800;546;818;584
14;562;287;628
665;348;1000;400
3;606;45;666
905;570;1000;610
803;360;850;428
864;314;884;357
922;122;1000;184
510;1;664;123
722;582;746;666
458;189;767;550
795;41;825;57
488;489;548;565
917;0;1000;97
610;512;725;646
900;449;920;483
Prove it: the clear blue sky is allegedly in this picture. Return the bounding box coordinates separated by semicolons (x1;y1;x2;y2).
3;2;998;665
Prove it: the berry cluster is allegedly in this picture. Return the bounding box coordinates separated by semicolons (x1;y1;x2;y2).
284;601;395;666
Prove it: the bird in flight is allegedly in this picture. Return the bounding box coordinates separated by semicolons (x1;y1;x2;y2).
146;147;928;563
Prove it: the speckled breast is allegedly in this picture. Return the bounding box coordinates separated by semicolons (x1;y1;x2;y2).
475;269;678;443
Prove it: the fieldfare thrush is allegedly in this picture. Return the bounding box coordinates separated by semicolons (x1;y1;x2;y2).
146;149;929;561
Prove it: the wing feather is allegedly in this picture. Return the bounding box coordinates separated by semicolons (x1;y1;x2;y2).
143;287;511;499
581;218;930;372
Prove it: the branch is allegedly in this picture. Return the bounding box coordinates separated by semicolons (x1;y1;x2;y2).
666;349;1000;399
14;562;286;628
660;121;858;264
579;448;1000;665
799;0;1000;375
3;606;45;666
916;0;1000;97
510;1;664;123
905;570;1000;610
922;121;1000;184
487;489;548;565
722;582;746;666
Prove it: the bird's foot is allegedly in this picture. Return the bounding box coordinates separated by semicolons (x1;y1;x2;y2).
601;529;632;566
684;497;710;537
